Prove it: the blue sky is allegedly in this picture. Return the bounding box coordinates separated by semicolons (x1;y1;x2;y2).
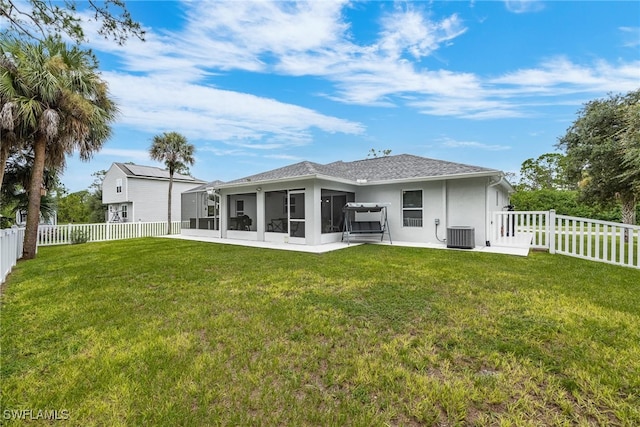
61;0;639;192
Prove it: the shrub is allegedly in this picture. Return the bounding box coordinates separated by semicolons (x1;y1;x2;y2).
70;229;89;244
510;189;638;223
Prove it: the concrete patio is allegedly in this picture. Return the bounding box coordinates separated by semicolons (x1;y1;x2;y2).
163;232;533;257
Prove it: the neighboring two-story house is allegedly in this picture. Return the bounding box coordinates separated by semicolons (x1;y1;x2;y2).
102;163;205;223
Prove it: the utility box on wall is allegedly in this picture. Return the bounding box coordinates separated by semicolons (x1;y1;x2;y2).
447;226;475;249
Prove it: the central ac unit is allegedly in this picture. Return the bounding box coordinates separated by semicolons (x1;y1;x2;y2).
447;226;475;249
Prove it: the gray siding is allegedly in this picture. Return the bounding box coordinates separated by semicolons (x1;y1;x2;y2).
102;164;203;222
128;178;201;222
102;165;129;204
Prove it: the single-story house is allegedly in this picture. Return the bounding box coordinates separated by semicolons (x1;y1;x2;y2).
103;163;206;223
181;154;513;248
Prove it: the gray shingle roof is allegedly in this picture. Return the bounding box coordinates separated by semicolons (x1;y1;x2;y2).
222;154;499;186
115;163;203;182
183;180;226;193
223;161;324;185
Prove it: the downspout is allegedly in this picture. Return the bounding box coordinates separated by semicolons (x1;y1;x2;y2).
196;191;201;229
438;180;447;243
488;174;506;189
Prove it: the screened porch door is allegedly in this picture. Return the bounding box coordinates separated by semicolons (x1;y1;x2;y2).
287;190;305;243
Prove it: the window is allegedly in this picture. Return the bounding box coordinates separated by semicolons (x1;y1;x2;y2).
116;178;122;193
121;204;128;219
236;200;244;216
284;196;295;214
402;190;423;227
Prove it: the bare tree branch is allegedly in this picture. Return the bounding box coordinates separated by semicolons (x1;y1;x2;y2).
0;0;144;45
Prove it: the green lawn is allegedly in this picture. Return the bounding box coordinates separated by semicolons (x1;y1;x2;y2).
1;238;638;426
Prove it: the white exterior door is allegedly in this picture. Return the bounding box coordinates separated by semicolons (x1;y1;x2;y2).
287;190;305;244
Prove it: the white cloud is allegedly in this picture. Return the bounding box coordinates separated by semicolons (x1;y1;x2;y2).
77;1;365;153
98;148;153;162
198;145;256;158
264;154;303;161
620;27;640;48
492;57;640;94
439;138;511;151
104;72;364;146
81;0;640;137
414;96;525;119
503;0;545;14
379;7;466;60
183;1;348;55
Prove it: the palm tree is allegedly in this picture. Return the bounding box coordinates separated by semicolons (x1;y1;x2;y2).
0;36;117;259
0;54;21;193
149;132;195;234
0;134;17;198
1;149;59;225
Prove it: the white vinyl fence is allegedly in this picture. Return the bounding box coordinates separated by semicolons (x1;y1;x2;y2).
36;221;182;246
490;210;550;250
1;227;25;284
492;210;640;269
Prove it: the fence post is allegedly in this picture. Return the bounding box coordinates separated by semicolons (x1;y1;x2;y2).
549;209;556;254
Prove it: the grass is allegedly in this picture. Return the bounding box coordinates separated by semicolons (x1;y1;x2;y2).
554;232;639;267
1;238;639;426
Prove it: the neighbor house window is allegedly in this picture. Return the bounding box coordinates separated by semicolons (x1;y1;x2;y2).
116;178;122;193
402;190;423;227
121;204;128;219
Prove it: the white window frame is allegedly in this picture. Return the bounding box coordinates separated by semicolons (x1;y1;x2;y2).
121;204;128;219
402;189;423;227
116;178;122;193
283;196;296;214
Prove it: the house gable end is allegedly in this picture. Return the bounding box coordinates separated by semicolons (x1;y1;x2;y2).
103;164;129;204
